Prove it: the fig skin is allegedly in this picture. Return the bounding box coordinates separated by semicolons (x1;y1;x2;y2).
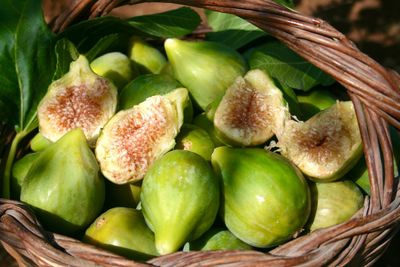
213;69;290;146
90;52;135;89
118;74;193;122
307;181;364;232
278;101;363;182
186;228;252;251
37;55;117;146
211;147;310;248
164;38;247;110
30;132;52;151
141;150;220;255
297;87;337;120
20;128;105;235
95;88;188;184
174;124;215;161
84;207;158;260
11;153;40;199
193;113;226;147
128;37;167;75
104;179;141;209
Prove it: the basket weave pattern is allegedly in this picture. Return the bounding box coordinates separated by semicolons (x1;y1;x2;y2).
1;0;400;266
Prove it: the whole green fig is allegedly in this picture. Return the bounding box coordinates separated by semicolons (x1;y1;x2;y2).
141;150;220;255
186;228;252;251
84;207;158;260
11;152;40;199
307;181;364;232
21;128;105;235
174;124;215;161
30;132;52;151
128;37;167;75
211;147;310;248
164;38;247;110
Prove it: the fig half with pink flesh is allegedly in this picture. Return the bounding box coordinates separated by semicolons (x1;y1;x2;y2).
95;88;188;184
37;55;117;145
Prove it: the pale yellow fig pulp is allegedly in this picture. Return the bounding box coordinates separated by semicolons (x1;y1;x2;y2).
278;101;362;181
95;89;188;184
38;55;117;145
214;69;289;146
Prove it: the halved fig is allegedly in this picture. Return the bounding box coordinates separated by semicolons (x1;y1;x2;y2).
278;101;363;181
95;88;188;184
37;55;117;145
214;69;289;146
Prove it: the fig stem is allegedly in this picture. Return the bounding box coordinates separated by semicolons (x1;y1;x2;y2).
2;131;26;198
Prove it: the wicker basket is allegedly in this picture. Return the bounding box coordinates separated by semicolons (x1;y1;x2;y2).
1;0;400;266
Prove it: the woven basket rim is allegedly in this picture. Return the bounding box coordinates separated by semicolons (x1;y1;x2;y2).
1;0;400;266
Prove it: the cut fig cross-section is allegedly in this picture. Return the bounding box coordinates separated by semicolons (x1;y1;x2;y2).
278;101;363;182
95;88;188;184
214;69;289;146
37;55;117;145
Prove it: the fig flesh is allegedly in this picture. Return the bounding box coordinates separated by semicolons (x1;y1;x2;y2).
95;88;188;184
214;69;289;146
211;147;310;248
84;207;158;260
90;52;134;89
141;150;220;255
37;55;117;145
164;38;247;110
20;128;105;235
278;101;363;182
307;181;364;232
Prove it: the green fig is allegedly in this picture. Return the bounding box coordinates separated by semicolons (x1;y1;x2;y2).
348;126;400;195
278;101;363;182
174;124;215;161
128;37;167;74
192;113;226;147
90;52;135;89
20;128;105;235
165;38;247;110
141;150;220;255
211;147;310;248
11;153;40;199
84;207;158;260
213;69;290;146
297;87;337;120
30;132;52;151
96;88;188;184
307;181;364;232
186;228;252;251
37;55;117;145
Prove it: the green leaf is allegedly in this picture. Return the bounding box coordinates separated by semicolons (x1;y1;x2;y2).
205;10;266;49
57;16;138;53
53;39;79;80
249;42;334;91
0;1;25;126
128;7;201;38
